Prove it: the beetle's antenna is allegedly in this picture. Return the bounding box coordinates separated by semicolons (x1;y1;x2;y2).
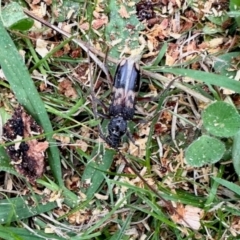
147;76;182;123
118;151;192;228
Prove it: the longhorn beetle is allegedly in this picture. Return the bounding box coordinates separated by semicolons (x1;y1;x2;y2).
100;58;140;149
100;57;178;149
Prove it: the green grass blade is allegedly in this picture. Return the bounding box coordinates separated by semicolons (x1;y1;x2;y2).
232;130;240;177
0;147;20;177
0;226;65;240
205;165;224;208
152;41;168;66
159;68;240;93
145;85;174;168
80;145;115;199
0;21;62;186
0;195;57;224
213;177;240;196
1;2;33;31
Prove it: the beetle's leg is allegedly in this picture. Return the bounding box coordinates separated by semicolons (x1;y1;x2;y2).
89;58;111;117
133;77;181;124
96;112;110;119
137;76;181;103
136;96;154;102
98;127;107;142
90;92;111;121
131;117;147;124
93;96;109;112
103;46;114;84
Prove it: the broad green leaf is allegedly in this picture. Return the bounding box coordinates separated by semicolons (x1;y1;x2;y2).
230;0;240;8
228;11;240;18
212;177;240;196
230;0;240;27
214;52;240;79
54;1;80;22
232;130;240;176
105;0;144;59
159;68;240;94
1;2;33;31
0;195;57;224
203;25;223;34
206;14;229;26
185;135;225;167
202;101;240;137
0;107;11;124
0;147;20;177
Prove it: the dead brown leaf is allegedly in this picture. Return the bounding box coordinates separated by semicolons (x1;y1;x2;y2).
68;210;90;224
75;139;89;152
171;204;204;230
118;5;130;18
58;79;78;99
35;39;49;57
53;134;71;146
79;22;90;30
92;13;108;30
65;175;80;191
75;63;89;84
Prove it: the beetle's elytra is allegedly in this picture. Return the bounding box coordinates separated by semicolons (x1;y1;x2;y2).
104;58;140;149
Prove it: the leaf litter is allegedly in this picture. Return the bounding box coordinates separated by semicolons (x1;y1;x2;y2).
1;0;240;238
2;105;48;183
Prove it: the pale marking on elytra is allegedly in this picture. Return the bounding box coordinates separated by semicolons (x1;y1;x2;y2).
112;88;136;108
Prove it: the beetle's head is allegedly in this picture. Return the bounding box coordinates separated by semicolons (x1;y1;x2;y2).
106;116;127;148
108;116;127;137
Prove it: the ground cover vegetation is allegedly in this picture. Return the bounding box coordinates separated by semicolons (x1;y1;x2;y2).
0;0;240;239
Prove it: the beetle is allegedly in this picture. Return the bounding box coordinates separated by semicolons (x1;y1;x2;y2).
101;58;140;149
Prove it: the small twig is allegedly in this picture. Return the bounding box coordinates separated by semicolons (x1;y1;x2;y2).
171;100;180;151
118;151;176;215
142;70;211;103
118;151;195;228
187;94;201;119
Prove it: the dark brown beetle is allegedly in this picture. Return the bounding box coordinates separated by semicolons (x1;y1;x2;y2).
102;58;140;148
